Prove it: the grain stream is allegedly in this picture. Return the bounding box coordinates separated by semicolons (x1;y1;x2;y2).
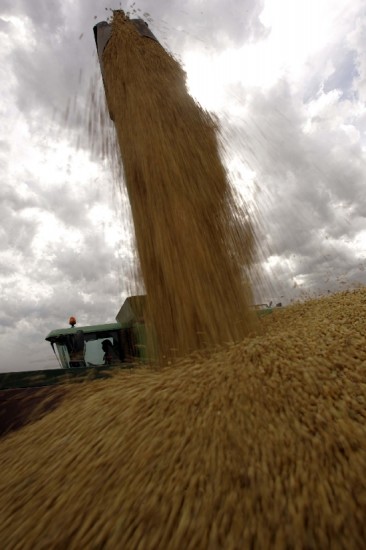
101;11;257;360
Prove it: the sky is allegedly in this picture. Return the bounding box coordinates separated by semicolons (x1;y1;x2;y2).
1;0;366;371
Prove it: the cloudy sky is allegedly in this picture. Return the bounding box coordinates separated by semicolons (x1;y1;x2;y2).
1;0;366;371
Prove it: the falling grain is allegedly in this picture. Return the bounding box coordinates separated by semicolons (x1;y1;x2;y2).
101;11;258;360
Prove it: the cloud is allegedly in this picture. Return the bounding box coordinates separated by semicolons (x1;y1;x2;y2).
221;53;366;299
348;12;366;102
1;0;366;371
0;18;11;32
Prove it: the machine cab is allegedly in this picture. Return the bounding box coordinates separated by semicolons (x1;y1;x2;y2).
45;296;148;369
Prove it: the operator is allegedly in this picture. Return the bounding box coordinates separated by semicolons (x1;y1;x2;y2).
102;339;119;365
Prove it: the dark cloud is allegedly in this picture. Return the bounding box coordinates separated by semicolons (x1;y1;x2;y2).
0;18;10;32
152;0;268;50
0;0;64;31
0;181;40;211
324;50;359;97
51;237;116;283
302;46;359;103
224;74;366;300
8;27;87;118
1;0;366;370
0;139;11;151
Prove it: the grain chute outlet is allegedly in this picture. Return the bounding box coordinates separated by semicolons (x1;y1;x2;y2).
93;14;159;121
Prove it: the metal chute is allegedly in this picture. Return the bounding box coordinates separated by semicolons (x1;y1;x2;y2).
93;14;160;121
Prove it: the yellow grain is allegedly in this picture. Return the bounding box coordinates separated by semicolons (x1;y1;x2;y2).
1;289;366;548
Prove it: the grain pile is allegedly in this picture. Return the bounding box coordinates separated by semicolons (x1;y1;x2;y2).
2;288;366;548
100;11;257;360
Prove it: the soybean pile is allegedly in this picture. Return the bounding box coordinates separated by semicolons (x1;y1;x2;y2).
101;11;257;360
2;288;366;548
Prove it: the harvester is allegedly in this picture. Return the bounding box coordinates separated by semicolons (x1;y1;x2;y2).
45;295;148;370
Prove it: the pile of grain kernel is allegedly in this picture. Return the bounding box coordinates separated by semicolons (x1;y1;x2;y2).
101;11;258;360
1;288;366;548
